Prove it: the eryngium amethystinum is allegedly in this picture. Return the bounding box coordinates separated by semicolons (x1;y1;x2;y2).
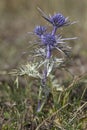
37;8;72;29
45;13;69;28
41;33;56;46
32;8;77;59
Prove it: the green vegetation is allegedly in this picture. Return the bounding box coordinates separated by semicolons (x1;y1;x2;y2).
0;74;87;130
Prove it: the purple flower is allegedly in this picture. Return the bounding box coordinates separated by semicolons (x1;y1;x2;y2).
40;33;56;58
37;8;70;28
34;26;46;37
41;33;56;46
44;13;70;28
50;13;68;28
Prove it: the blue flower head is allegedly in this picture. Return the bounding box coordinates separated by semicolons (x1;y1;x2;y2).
34;26;46;37
41;33;56;46
41;33;56;58
50;13;67;27
44;13;70;28
37;8;71;29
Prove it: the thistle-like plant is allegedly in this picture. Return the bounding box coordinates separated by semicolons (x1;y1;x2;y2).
18;8;77;112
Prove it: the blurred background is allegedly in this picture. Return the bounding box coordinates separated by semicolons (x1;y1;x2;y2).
0;0;87;75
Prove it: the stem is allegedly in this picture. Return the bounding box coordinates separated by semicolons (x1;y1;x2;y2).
46;45;51;59
37;85;43;112
37;59;49;112
52;26;57;35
